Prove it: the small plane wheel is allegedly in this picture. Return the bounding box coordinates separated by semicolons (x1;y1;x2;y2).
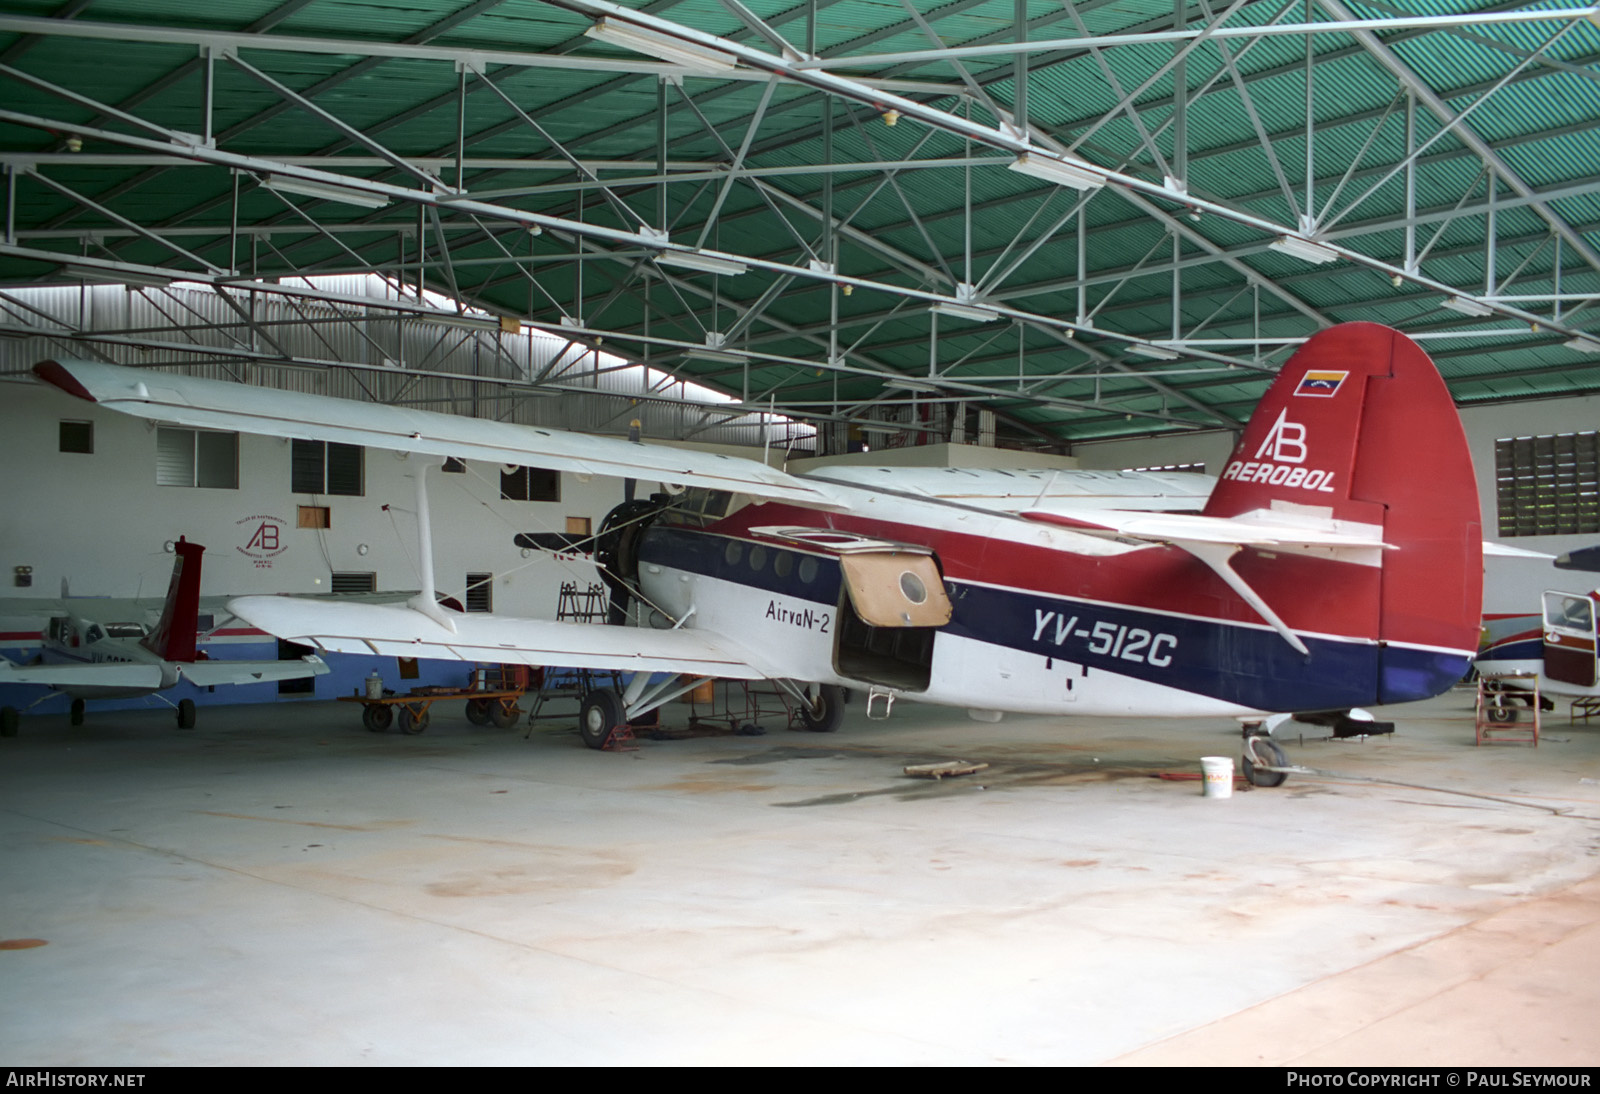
799;685;845;733
1487;704;1518;724
578;688;625;750
464;698;493;726
362;704;392;732
0;707;17;738
176;699;196;730
398;706;429;735
489;703;519;729
70;698;85;727
1242;736;1289;788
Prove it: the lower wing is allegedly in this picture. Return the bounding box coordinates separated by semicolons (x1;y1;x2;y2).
229;597;771;680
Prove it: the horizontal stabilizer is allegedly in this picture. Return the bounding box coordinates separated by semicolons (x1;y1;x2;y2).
229;597;771;680
1021;508;1392;554
178;656;329;687
36;359;847;509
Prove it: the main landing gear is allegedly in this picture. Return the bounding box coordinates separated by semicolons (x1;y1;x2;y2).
798;685;845;733
579;688;626;751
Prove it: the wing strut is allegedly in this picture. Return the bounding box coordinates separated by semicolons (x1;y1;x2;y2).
1179;540;1310;657
407;456;457;634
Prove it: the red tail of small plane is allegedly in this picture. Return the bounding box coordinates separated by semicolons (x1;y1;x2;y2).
140;537;204;663
1206;323;1482;701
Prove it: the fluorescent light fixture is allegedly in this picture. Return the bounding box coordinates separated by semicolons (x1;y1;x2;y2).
1564;335;1600;354
931;301;1000;323
883;378;940;392
585;18;737;75
1268;235;1339;264
1440;295;1493;318
682;348;748;364
1008;152;1106;191
1129;343;1178;360
61;264;173;288
261;175;391;209
656;250;748;276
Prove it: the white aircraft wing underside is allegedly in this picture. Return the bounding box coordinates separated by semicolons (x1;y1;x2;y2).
229;597;772;680
1;661;165;689
804;465;1213;512
178;657;330;687
36;359;846;510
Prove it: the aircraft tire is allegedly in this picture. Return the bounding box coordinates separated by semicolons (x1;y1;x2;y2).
362;704;392;732
176;699;196;730
489;703;518;729
578;688;624;750
1;706;17;738
464;698;493;726
398;707;429;735
799;685;845;733
1242;737;1289;788
70;698;85;727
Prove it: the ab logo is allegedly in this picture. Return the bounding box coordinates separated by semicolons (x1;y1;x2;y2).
1254;410;1308;465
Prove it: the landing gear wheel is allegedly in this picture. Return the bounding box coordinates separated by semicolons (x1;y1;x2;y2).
176;699;196;730
489;703;518;729
398;707;429;735
578;688;625;750
0;706;17;738
70;698;85;727
799;685;845;733
362;704;393;732
1242;736;1289;788
465;698;492;726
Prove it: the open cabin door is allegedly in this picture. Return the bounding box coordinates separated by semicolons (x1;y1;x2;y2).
835;550;952;691
1542;591;1598;688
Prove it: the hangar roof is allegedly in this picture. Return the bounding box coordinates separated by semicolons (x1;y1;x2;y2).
2;0;1598;448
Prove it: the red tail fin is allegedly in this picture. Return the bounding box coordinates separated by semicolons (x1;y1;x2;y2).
1208;323;1482;695
141;538;204;663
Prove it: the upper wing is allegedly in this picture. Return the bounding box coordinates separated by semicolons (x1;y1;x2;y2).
0;660;164;689
36;359;845;509
178;656;330;687
229;597;772;680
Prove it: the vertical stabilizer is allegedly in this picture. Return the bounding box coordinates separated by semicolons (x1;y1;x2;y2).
141;538;204;663
1207;323;1482;701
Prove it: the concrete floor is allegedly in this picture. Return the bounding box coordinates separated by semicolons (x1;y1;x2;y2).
1;687;1597;1066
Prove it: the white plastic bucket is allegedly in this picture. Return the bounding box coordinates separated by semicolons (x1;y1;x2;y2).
364;672;384;701
1200;756;1234;799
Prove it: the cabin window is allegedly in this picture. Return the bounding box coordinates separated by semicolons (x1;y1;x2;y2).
465;572;493;613
1496;432;1600;537
292;439;364;496
59;420;93;454
331;572;376;594
156;427;238;489
500;465;559;502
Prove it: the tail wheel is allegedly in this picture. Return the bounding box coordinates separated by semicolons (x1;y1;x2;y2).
799;685;845;733
176;699;196;730
578;688;625;750
1242;736;1289;788
0;707;17;738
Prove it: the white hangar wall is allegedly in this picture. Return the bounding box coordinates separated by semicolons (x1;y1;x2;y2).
1072;392;1600;615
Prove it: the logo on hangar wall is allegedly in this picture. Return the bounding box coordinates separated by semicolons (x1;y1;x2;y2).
237;515;289;568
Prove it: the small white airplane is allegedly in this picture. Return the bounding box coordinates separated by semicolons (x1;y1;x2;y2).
1474;549;1600;719
33;321;1485;785
0;537;329;736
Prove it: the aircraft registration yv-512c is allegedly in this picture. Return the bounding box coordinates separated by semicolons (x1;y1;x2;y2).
0;537;329;736
34;322;1484;786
